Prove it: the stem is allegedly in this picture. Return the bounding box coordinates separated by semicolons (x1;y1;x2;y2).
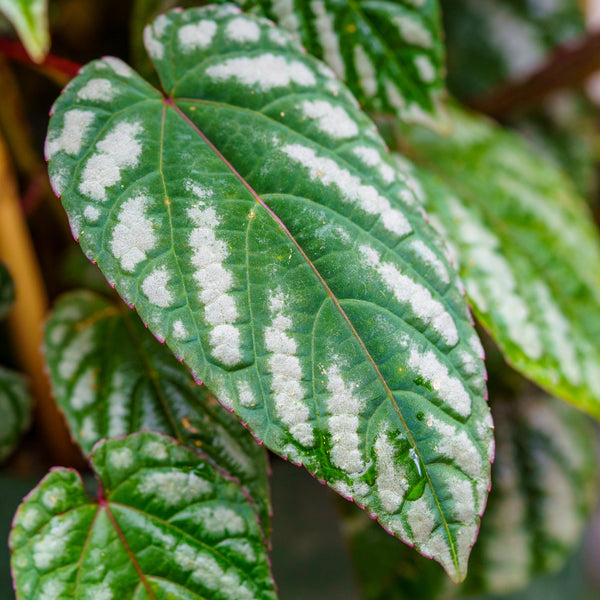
0;132;80;466
0;56;71;232
467;30;600;118
0;38;80;86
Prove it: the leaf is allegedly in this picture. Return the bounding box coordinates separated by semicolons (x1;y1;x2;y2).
396;107;600;419
237;0;445;124
0;262;15;320
129;0;198;83
10;432;277;599
0;0;50;63
0;365;32;462
442;0;585;98
44;290;271;535
44;6;493;581
464;392;597;595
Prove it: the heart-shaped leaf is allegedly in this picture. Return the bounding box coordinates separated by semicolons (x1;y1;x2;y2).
10;432;277;599
45;6;493;580
0;262;15;320
236;0;445;124
0;366;32;462
0;0;49;63
44;290;272;534
465;392;597;595
396;108;600;419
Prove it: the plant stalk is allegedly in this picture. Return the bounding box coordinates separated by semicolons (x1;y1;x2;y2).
0;133;80;466
468;30;600;118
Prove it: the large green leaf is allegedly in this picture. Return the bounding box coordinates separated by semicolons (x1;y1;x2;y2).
10;432;276;599
0;0;49;63
0;262;14;320
44;290;271;535
395;108;600;418
237;0;445;124
44;6;493;580
0;366;32;462
464;392;597;595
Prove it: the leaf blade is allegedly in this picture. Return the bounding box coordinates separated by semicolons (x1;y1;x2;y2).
44;290;271;536
45;7;493;580
10;432;277;599
0;0;49;62
234;0;445;123
397;107;600;418
0;366;32;462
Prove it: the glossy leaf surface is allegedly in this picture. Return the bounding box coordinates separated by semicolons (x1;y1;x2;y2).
398;108;600;418
10;432;276;599
44;290;271;533
465;392;597;594
0;0;49;62
239;0;445;123
45;6;492;580
0;262;14;320
0;366;31;462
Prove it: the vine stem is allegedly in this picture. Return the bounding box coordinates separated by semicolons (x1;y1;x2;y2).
0;38;80;86
0;132;80;466
467;30;600;118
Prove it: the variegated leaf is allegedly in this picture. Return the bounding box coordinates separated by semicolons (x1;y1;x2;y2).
0;0;49;62
464;392;597;595
44;290;271;534
0;366;32;462
10;432;276;599
395;108;600;419
235;0;445;124
45;6;492;580
0;262;14;320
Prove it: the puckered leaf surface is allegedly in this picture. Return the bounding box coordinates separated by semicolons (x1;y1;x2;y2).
44;6;492;580
0;366;31;462
397;108;600;419
10;432;276;599
0;0;49;62
465;392;597;595
0;262;14;320
237;0;445;123
44;290;271;534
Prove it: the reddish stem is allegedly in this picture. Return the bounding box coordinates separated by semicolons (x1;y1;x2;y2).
468;30;600;118
0;38;81;80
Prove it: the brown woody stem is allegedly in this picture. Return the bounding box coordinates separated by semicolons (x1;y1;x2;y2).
0;133;81;466
468;30;600;118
